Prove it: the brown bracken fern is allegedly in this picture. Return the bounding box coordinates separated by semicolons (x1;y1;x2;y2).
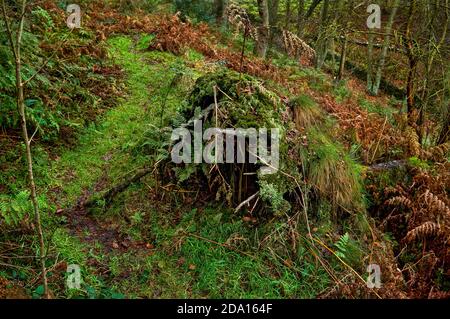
281;30;316;64
403;221;441;244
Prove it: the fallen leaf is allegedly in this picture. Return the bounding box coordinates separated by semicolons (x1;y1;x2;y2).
177;257;186;266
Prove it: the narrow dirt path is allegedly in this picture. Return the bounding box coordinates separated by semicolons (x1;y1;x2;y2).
48;35;189;268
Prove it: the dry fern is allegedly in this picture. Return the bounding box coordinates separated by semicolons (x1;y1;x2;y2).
405;125;420;157
282;30;316;64
225;1;257;40
423;190;450;216
421;142;450;162
385;196;413;208
403;221;441;244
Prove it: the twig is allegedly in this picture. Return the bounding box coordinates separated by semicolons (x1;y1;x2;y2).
311;236;383;299
0;261;26;269
234;192;259;213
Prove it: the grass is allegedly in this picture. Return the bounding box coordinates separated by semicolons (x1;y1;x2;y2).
333;81;353;103
290;94;323;129
48;34;333;299
49;35;193;206
302;127;364;211
102;194;333;298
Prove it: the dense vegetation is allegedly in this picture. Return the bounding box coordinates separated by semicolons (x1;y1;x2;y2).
0;0;448;299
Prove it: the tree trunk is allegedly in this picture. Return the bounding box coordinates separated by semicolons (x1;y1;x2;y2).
285;0;291;29
214;0;226;26
404;0;417;118
437;110;450;144
256;0;270;59
1;0;49;299
316;0;329;69
419;0;448;142
268;0;279;27
338;34;348;81
296;0;305;36
367;30;375;94
372;0;400;96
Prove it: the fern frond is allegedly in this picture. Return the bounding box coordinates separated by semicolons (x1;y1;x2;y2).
423;190;450;216
281;30;316;63
385;196;412;208
403;221;441;244
335;232;350;259
421;142;450;162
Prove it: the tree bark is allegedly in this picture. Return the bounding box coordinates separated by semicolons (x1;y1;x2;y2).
419;0;448;142
316;0;329;69
367;30;375;94
256;0;270;59
405;0;417;117
306;0;322;18
214;0;226;26
372;0;400;96
338;34;348;81
296;0;305;36
268;0;279;27
285;0;291;29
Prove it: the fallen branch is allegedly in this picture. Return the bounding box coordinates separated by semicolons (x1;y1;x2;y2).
234;192;259;213
368;160;407;172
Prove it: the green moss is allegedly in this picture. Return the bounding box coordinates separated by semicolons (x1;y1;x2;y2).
408;156;431;169
290;94;323;129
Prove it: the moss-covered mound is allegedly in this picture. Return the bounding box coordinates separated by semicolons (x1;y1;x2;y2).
162;69;364;216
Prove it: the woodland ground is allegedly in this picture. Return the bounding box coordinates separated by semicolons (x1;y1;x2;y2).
0;2;448;299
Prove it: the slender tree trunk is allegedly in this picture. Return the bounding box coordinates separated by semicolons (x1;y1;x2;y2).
1;0;49;299
367;30;375;94
336;0;349;80
296;0;305;36
420;0;448;142
285;0;291;29
372;0;400;96
214;0;226;26
267;0;279;52
256;0;270;59
316;0;330;69
268;0;279;27
338;34;348;81
437;107;450;144
404;0;417;118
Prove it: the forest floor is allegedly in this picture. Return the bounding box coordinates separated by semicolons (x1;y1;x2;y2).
1;3;448;299
0;26;407;299
39;35;333;298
